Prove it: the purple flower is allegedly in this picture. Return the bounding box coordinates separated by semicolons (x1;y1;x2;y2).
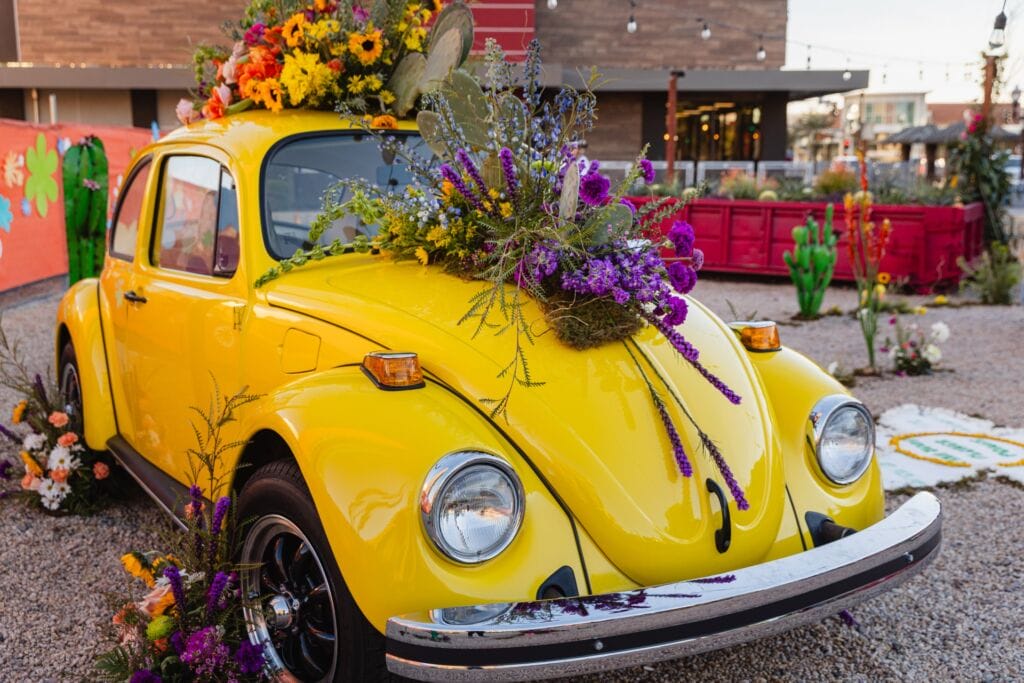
0;460;11;481
182;627;230;677
164;565;186;619
667;262;698;294
170;630;186;654
663;296;688;326
243;23;266;46
691;248;705;271
206;571;230;617
654;398;692;477
0;423;21;445
667;220;695;256
235;639;265;675
440;164;484;212
519;243;560;285
619;197;636;214
700;432;749;510
498;147;519;202
129;671;162;683
645;313;700;362
691;359;743;406
579;172;611;206
456;149;489;201
562;257;619;297
211;496;231;536
638;158;655;184
839;609;859;628
353;5;370;22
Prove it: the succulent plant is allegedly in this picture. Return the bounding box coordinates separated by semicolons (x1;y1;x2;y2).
783;204;837;318
62;136;109;285
386;1;474;117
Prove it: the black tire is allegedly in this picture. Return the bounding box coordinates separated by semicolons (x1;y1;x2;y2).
58;342;84;431
238;460;396;682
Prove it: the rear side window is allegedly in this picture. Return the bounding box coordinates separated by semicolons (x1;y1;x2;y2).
152;156;239;278
109;159;152;261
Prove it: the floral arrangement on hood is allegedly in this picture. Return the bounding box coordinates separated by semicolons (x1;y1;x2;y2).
256;40;751;509
179;0;474;126
0;323;116;514
96;388;265;683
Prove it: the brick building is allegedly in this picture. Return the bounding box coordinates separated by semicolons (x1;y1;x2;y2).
0;0;864;160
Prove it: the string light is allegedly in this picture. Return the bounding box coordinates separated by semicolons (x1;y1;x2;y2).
701;22;711;40
547;0;557;9
626;0;637;33
882;63;888;85
756;36;766;62
806;45;812;70
842;58;852;81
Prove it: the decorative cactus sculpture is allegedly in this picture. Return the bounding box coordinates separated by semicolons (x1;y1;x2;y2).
783;203;837;318
62;136;109;285
387;1;474;117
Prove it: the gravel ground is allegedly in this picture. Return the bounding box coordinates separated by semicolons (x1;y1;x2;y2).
1;279;1022;681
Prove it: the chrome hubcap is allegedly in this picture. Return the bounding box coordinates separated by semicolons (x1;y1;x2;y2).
241;515;338;682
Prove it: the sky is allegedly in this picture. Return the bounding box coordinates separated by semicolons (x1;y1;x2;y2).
783;0;1023;104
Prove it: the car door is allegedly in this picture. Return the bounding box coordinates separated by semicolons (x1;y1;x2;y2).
116;150;246;484
98;156;155;443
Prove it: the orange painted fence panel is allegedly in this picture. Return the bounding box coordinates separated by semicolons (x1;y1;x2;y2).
0;119;154;294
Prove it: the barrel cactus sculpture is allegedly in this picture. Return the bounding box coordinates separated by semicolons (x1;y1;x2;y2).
62;136;109;285
783;204;837;318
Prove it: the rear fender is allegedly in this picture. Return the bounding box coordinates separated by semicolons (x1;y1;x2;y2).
56;278;118;451
747;347;884;546
241;366;588;632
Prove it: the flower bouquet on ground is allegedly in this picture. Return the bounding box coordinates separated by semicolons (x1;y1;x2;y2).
0;321;116;514
96;387;265;683
180;0;472;125
882;318;949;376
256;40;751;508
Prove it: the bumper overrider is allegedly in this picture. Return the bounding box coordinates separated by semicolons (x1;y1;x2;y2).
386;492;941;681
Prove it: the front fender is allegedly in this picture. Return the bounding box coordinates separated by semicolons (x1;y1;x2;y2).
748;347;884;546
56;278;117;451
242;366;588;633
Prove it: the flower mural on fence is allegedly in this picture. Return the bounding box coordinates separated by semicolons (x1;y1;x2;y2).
24;133;58;218
3;151;24;188
0;194;12;233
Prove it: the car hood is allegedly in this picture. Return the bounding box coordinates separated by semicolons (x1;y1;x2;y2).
264;256;787;586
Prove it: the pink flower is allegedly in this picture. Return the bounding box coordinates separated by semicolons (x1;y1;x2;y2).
214;84;233;107
50;468;69;484
221;42;246;85
20;473;39;491
93;461;110;480
57;432;78;447
47;411;69;428
175;98;200;126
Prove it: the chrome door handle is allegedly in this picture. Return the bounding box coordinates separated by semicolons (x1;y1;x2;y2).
124;290;148;304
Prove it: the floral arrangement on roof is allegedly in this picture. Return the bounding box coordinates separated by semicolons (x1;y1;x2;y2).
0;321;117;514
179;0;474;126
95;388;266;682
255;40;751;508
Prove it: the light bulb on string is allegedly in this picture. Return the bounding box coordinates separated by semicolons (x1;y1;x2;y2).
806;45;811;70
918;62;924;81
882;63;888;85
755;36;766;62
842;58;852;81
547;0;557;9
627;14;637;33
701;23;711;40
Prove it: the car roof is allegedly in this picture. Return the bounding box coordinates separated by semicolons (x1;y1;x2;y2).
153;110;418;165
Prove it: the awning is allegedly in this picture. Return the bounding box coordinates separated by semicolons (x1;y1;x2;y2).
0;63;193;89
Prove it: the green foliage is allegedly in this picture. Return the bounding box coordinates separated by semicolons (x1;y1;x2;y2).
62;136;109;285
717;170;759;199
758;189;778;201
958;242;1022;304
949;114;1011;243
874;179;958;207
814;165;858;198
782;204;837;318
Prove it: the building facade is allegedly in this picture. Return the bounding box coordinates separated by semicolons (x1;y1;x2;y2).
0;0;864;162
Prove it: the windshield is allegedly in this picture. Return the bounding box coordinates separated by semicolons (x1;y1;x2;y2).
262;132;427;259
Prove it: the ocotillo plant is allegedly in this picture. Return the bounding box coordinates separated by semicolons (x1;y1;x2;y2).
62;136;109;285
783;203;837;318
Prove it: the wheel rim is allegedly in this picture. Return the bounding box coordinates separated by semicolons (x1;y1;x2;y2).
60;361;82;427
241;515;339;682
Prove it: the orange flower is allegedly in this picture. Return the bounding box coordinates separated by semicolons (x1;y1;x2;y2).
48;411;69;428
57;432;78;447
877;271;891;285
21;473;39;491
11;399;27;424
138;583;175;617
93;461;110;480
50;467;69;484
202;87;228;120
371;114;398;129
326;58;343;73
238;46;283;99
282;13;306;48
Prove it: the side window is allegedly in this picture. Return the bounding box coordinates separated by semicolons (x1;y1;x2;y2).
110;159;152;261
153;156;238;278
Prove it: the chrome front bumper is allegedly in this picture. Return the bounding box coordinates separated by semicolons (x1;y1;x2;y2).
386;492;941;681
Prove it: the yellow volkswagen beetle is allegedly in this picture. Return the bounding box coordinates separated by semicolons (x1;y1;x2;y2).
56;110;940;682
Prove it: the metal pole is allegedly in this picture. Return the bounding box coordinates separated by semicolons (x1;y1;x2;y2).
666;72;678;185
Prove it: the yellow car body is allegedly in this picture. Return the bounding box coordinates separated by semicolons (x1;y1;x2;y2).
56;110;938;681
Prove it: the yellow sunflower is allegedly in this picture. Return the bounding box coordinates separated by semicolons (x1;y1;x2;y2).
20;451;42;477
11;399;27;424
282;13;307;48
349;29;384;66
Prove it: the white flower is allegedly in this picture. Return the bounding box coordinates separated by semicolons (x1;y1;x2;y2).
889;347;899;360
923;344;942;364
22;433;46;452
40;494;62;510
930;321;950;344
827;361;839;375
47;445;80;472
37;478;70;510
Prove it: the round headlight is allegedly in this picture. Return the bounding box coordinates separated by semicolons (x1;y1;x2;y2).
809;396;874;484
420;452;525;564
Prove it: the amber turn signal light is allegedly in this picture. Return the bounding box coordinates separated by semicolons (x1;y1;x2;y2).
362;351;425;390
729;321;781;352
